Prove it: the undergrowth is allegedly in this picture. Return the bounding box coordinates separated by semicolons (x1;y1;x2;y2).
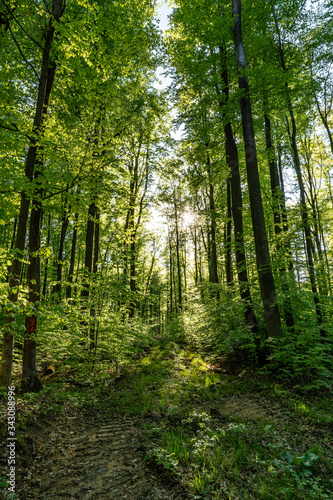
1;337;332;499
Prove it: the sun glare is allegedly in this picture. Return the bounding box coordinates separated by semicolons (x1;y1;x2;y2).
182;211;195;227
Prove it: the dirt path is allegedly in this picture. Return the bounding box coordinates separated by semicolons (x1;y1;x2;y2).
15;411;188;500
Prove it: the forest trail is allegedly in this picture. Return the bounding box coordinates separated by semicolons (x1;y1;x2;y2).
1;346;332;500
17;409;187;499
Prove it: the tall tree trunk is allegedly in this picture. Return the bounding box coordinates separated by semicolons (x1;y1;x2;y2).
206;151;219;285
313;91;333;156
6;218;17;282
264;112;294;329
169;237;173;316
303;151;329;295
225;176;233;285
272;1;323;332
81;202;97;339
21;173;43;393
172;253;178;313
143;254;155;319
53;197;69;300
183;233;187;303
209;182;219;284
90;208;99;349
232;0;282;338
286;113;324;328
42;214;51;298
218;45;259;340
193;228;198;285
83;203;96;283
174;199;182;310
66;213;78;300
129;204;136;319
0;1;63;387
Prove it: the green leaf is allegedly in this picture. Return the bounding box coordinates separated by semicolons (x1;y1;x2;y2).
293;456;305;467
284;452;294;464
303;452;319;467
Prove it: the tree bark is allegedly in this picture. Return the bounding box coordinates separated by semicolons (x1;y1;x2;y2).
0;2;63;387
21;173;43;393
264;113;294;329
174;198;182;310
271;0;324;332
205;150;219;285
81;202;97;307
193;228;198;285
286;104;324;330
225;176;233;285
66;213;78;300
6;218;17;282
313;91;333;156
53;195;69;300
169;236;173;316
42;214;51;298
218;45;259;340
90;208;99;349
232;0;282;338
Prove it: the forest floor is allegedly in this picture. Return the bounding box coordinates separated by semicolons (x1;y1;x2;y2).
0;343;332;499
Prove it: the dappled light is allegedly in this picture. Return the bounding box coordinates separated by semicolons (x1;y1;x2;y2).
0;0;333;498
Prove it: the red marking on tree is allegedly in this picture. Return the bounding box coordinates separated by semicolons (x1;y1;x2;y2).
30;317;36;334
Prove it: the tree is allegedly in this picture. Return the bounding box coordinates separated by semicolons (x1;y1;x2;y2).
232;0;282;339
1;0;66;390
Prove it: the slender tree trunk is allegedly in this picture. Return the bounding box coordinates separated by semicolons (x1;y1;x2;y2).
205;150;219;285
66;213;78;300
0;2;63;387
225;176;233;285
21;173;43;393
172;253;178;313
193;228;198;285
81;202;96;339
218;45;259;340
209;182;219;284
21;46;60;392
90;208;99;349
198;236;203;284
129;204;136;318
303;152;329;295
183;233;187;303
169;238;173;316
174;199;182;310
53;199;69;300
314;92;333;156
286;112;323;329
143;254;155;318
42;214;51;298
232;0;282;338
272;0;323;332
264;113;294;329
83;203;96;281
6;218;17;281
207;226;212;282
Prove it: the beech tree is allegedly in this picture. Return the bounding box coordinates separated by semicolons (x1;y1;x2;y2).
0;0;332;394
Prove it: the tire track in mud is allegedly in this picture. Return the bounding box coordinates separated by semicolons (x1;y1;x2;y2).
18;415;188;500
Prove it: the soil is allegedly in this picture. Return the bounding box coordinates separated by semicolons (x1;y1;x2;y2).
1;406;188;500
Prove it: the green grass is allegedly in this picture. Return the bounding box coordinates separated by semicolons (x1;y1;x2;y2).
2;343;332;499
102;345;333;499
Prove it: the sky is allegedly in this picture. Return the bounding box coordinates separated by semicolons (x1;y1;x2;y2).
157;1;171;32
154;2;173;91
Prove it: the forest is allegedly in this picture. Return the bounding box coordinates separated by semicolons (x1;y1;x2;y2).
0;0;332;499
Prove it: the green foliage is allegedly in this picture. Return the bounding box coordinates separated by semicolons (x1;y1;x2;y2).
145;446;180;475
264;325;333;392
283;450;319;475
164;286;257;362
